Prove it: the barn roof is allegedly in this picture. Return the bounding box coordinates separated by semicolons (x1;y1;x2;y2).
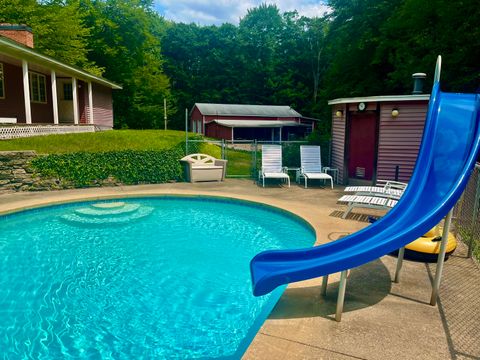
194;103;302;118
212;119;307;128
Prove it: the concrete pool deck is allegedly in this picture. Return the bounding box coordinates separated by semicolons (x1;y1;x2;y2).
0;179;477;359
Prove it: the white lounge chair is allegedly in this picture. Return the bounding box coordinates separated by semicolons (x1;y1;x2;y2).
339;194;399;219
298;145;333;189
259;145;290;187
344;180;407;198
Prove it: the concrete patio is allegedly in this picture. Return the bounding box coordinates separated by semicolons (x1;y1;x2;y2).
0;179;478;359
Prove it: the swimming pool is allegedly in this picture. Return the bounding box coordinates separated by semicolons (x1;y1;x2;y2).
0;196;315;358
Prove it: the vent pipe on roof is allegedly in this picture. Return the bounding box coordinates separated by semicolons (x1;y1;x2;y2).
412;73;427;94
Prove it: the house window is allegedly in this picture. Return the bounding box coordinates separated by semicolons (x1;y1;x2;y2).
29;72;47;103
63;83;73;101
0;63;4;99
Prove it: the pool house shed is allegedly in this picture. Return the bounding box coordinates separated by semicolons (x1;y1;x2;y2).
190;103;317;141
329;94;430;185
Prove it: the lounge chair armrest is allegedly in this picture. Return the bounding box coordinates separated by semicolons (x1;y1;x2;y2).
385;180;408;190
179;159;193;167
282;166;289;173
214;159;228;167
215;159;228;180
179;159;193;182
375;179;389;187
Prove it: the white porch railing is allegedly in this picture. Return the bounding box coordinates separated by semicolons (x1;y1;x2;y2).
0;125;96;140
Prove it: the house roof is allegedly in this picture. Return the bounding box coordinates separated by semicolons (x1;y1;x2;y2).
195;103;302;118
328;94;430;105
0;35;122;89
212;119;308;128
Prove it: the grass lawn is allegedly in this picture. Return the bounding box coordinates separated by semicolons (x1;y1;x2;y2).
0;129;253;177
0;130;187;153
226;149;252;177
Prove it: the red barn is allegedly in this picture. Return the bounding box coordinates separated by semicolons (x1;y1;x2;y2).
329;94;430;185
0;24;121;139
190;103;317;141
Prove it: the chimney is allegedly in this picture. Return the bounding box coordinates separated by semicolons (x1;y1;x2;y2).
0;24;34;48
412;73;426;94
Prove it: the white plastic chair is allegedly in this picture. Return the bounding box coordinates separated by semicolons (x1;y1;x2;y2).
299;145;333;189
259;145;290;187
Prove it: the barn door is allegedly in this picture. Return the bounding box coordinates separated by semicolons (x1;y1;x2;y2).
348;113;377;181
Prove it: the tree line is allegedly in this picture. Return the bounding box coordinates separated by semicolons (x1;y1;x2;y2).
1;0;479;134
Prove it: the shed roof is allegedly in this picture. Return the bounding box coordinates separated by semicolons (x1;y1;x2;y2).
195;103;302;118
0;35;122;89
212;119;306;128
328;94;430;105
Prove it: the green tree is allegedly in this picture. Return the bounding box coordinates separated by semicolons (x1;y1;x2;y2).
0;0;101;75
238;4;283;104
322;0;404;100
376;0;480;93
80;0;172;128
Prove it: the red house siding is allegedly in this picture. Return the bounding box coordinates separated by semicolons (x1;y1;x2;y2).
91;83;113;128
0;62;25;122
376;102;427;182
331;105;346;184
30;70;54;123
0;62;54;123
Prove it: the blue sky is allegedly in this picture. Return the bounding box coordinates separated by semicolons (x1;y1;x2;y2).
154;0;330;25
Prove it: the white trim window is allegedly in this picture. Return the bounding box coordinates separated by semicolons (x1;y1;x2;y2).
29;72;47;103
0;63;4;99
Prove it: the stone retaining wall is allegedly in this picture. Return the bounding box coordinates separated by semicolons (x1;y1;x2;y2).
0;151;64;192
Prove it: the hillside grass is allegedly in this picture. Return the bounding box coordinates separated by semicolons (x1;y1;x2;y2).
0;130;251;177
0;130;188;153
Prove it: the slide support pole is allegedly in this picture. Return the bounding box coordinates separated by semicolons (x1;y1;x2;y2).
430;209;453;306
394;247;405;283
335;270;348;322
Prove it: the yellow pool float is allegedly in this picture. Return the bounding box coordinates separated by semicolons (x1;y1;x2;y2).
402;226;457;262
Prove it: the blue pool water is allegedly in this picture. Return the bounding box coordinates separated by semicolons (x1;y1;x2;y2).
0;197;315;359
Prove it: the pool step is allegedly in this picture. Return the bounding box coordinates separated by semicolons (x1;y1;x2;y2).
91;202;126;209
61;202;153;226
74;203;141;217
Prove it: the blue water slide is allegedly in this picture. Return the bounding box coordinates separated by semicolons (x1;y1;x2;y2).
250;74;480;297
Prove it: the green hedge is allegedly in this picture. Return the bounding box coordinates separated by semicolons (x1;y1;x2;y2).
31;148;184;187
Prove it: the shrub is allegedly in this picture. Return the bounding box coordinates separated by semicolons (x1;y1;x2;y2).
31;148;185;187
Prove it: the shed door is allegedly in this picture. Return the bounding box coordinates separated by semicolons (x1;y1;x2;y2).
348;113;377;180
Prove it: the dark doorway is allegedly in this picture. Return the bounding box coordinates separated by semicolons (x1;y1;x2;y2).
348;113;377;181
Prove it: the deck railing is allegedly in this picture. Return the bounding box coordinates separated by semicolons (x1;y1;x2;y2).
0;124;95;140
